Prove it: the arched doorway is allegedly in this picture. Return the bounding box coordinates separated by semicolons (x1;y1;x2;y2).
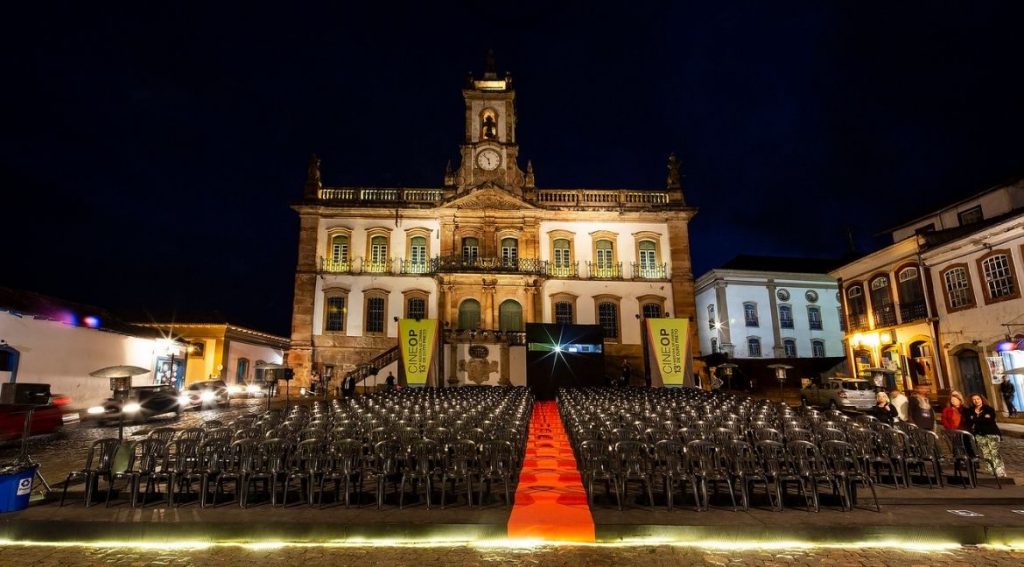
458;299;481;330
908;340;936;389
955;349;985;397
499;299;523;332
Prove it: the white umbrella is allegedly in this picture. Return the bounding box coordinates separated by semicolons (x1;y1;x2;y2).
89;365;151;378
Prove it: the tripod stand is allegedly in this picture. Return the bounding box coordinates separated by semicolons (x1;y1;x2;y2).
16;407;52;496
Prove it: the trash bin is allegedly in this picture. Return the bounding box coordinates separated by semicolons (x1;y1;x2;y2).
0;462;37;513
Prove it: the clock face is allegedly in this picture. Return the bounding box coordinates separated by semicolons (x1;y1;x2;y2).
476;149;501;171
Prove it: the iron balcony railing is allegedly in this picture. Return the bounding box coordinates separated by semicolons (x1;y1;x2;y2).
586;261;623;280
631;262;668;280
398;259;432;275
320;257;353;273
546;262;579;279
899;301;928;323
847;312;869;332
431;256;548;275
443;328;527;345
319;257;392;274
873;305;898;328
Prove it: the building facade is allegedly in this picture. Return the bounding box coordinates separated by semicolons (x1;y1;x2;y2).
287;63;698;388
832;178;1024;410
143;323;289;389
695;257;844;360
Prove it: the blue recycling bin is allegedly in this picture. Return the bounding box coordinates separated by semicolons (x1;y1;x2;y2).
0;463;37;513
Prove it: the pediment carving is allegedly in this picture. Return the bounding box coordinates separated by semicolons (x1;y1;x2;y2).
445;187;535;210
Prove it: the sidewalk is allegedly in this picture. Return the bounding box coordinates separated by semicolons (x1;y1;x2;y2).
1002;422;1024;438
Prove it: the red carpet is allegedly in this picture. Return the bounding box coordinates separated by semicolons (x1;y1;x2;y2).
507;401;595;542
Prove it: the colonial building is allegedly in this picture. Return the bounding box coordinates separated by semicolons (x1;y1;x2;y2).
832;177;1024;410
287;61;697;389
695;256;844;360
142;323;289;389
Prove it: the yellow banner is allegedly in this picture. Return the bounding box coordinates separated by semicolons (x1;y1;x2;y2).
399;318;438;387
645;318;690;387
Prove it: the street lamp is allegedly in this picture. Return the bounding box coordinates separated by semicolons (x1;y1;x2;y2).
767;363;793;402
717;363;738;390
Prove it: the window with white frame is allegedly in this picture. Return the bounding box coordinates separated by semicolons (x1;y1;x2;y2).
744;302;759;327
595;240;614;269
807;306;822;330
462;237;479;263
811;340;826;358
747;337;762;357
779;305;794;329
783;339;797;358
330;234;349;264
369;236;388;266
553;239;571;267
638;240;657;275
943;266;974;309
981;253;1016;300
501;237;518;267
409;236;427;268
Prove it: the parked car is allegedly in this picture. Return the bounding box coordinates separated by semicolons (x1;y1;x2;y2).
185;380;230;409
83;385;186;424
226;382;265;398
0;395;72;442
801;377;875;410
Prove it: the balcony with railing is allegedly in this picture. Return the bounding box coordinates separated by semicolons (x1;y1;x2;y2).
899;301;928;323
319;256;393;274
631;262;668;280
536;189;672;209
847;312;869;332
320;257;353;273
431;256;548;275
317;187;444;204
442;328;527;346
398;259;432;275
546;262;579;279
872;305;898;328
586;261;624;280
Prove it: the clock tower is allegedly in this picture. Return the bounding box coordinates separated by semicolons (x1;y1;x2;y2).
449;52;526;196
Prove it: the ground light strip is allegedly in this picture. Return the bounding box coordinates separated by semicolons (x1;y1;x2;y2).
0;538;1017;552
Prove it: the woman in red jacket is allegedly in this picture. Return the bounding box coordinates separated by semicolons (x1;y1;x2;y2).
941;390;968;431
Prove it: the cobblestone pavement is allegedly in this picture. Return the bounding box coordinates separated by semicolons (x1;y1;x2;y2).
0;544;1022;566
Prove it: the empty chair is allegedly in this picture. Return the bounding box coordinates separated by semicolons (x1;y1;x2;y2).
440;439;478;508
400;439;441;509
578;440;619;508
726;440;773;511
61;438;122;507
147;427;177;444
906;427;944;488
821;440;880;512
478;440;516;507
283;439;327;506
787;440;840;512
946;430;1001;489
652;439;699;511
686;440;737;511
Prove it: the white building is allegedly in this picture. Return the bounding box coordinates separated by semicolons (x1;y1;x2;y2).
0;288;188;409
832;177;1024;410
695;256;844;360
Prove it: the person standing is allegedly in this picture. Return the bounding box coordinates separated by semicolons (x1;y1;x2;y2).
867;392;899;425
907;387;935;431
1001;379;1017;417
966;393;1006;478
620;359;632;388
941;391;969;431
890;389;909;422
385;371;396;390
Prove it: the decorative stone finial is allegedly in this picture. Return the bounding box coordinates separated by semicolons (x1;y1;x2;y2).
525;160;535;188
444;159;455;187
666;152;681;189
305;153;322;197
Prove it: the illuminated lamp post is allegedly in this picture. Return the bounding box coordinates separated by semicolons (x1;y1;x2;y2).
717;363;738;390
767;363;793;402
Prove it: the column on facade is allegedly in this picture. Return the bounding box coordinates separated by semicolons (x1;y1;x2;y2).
483;280;496;329
442;283;454;326
766;279;784;357
713;280;732;352
525;284;537;323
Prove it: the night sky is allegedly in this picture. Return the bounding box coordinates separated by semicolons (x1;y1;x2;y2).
3;2;1023;337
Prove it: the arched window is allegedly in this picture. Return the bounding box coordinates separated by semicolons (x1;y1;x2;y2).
553;238;571;267
747;337;762;358
870;275;892;306
499;299;523;332
942;265;975;310
409;236;427;268
369;235;388;267
595;240;614;269
407;297;426;320
638;240;657;275
846;284;865;314
980;252;1018;302
330;234;349;264
779;305;794;329
783;339;797;358
501;237;518;267
743;302;759;327
811;340;826;358
597;301;619;340
458;299;481;330
462;237;479;263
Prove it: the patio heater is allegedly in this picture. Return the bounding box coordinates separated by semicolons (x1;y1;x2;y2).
767;363;793;402
717;363;738;390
